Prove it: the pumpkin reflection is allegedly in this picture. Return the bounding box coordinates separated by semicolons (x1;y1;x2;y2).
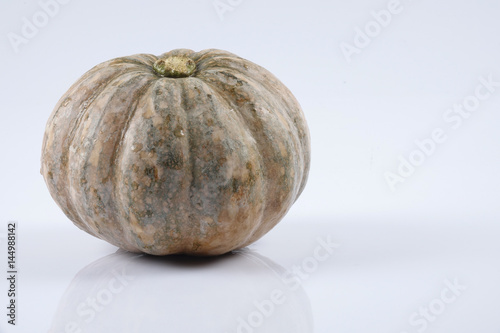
49;249;313;333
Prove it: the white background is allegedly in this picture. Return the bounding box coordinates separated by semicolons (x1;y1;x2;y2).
0;0;499;332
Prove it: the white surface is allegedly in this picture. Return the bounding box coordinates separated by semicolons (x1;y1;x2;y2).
1;0;500;332
0;219;500;332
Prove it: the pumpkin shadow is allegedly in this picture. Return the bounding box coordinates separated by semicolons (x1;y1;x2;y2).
48;248;314;333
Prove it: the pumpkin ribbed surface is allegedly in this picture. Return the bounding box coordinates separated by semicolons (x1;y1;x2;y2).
41;48;310;255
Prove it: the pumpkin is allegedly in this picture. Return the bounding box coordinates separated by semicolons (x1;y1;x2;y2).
41;48;310;255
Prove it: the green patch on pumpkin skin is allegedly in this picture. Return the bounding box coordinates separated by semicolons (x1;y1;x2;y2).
144;166;159;180
231;178;241;193
164;151;184;170
192;241;202;251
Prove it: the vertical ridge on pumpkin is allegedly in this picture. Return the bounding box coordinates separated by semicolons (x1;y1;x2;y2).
68;72;141;239
116;78;192;254
43;66;144;237
180;78;266;254
196;67;300;246
74;73;157;251
99;77;158;252
176;78;197;254
111;79;159;252
192;80;267;252
195;52;310;202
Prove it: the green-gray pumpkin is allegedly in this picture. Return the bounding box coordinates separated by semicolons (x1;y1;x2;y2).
41;48;310;255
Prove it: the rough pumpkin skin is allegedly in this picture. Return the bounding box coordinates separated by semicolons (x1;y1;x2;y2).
41;48;310;255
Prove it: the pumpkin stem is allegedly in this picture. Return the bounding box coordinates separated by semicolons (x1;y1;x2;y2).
153;56;196;78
